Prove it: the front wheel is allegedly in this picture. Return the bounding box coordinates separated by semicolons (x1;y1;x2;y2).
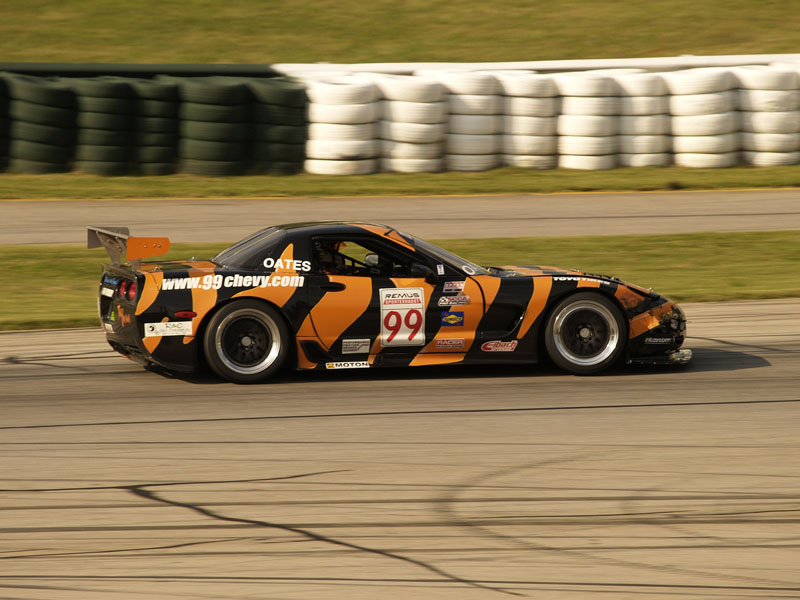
544;292;626;375
203;300;290;383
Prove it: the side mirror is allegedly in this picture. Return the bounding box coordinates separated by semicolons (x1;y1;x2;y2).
410;263;437;284
365;253;379;267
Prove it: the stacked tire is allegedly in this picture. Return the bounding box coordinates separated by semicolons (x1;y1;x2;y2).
613;72;672;167
248;78;308;175
734;66;800;167
495;72;558;169
4;73;76;174
370;74;447;173
169;77;251;176
664;68;740;168
63;77;137;176
128;78;180;176
555;73;619;170
418;70;502;171
303;76;380;175
0;77;8;169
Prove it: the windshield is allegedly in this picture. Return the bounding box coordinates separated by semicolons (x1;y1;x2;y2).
409;236;491;276
212;228;285;269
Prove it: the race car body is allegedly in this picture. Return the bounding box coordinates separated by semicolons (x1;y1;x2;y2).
89;222;691;383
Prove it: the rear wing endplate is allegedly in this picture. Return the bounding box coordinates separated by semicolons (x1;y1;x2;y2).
88;226;170;269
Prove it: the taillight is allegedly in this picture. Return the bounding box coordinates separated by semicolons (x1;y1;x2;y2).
119;280;127;298
127;280;137;301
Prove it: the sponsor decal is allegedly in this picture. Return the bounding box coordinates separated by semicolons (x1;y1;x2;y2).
117;306;131;327
553;276;612;286
437;295;469;307
645;336;673;344
443;280;465;294
161;273;304;291
380;288;426;347
441;311;464;326
462;265;477;275
436;264;445;276
325;361;370;370
481;340;518;352
342;338;371;354
262;257;312;272
435;338;465;349
144;321;193;337
101;286;114;298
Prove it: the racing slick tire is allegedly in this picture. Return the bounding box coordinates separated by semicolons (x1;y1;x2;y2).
544;292;627;375
203;300;291;383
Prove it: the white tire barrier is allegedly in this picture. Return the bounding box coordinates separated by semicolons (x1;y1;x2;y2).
560;96;620;115
619;114;670;135
447;114;502;135
370;74;446;103
672;133;739;154
613;72;668;97
503;115;557;136
502;154;558;169
619;95;670;115
501;135;558;155
379;120;445;144
559;154;618;170
618;135;671;154
674;151;739;168
671;111;739;136
554;73;616;96
738;89;800;112
305;77;379;104
381;100;448;124
662;67;736;95
308;102;380;124
669;91;736;116
445;133;499;154
618;152;671;167
379;157;443;173
445;153;499;171
308;122;377;141
741;132;800;152
558;135;619;155
448;94;502;115
740;110;800;133
557;114;617;136
304;158;378;175
494;73;557;97
742;150;800;166
503;96;559;117
733;66;800;90
306;139;379;160
416;70;499;95
382;141;443;159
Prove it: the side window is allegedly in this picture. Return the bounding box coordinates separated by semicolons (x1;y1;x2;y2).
311;237;422;277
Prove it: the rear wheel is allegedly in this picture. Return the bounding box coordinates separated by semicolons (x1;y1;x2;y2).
203;300;290;383
544;292;626;375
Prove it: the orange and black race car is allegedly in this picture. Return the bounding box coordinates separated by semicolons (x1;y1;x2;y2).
88;222;691;383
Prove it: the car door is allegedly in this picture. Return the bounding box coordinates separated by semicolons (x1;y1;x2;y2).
305;235;484;365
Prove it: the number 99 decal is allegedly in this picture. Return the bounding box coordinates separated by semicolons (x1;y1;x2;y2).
380;287;426;347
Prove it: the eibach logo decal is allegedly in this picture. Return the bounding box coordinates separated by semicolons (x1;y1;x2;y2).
481;340;518;352
380;288;425;347
161;273;304;291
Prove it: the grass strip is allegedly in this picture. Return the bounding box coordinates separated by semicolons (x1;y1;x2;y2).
2;231;798;331
3;168;800;200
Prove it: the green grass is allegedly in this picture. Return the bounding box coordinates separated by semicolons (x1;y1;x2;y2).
3;167;800;200
0;0;797;64
2;231;798;330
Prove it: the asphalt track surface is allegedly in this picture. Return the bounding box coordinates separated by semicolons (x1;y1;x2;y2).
1;190;799;599
2;188;800;244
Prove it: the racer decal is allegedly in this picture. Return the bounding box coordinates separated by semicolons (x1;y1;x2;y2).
145;321;193;337
325;361;369;369
435;338;465;349
342;338;371;354
380;287;425;347
437;295;469;306
441;311;464;326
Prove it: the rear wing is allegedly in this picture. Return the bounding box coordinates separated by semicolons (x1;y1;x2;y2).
87;226;170;269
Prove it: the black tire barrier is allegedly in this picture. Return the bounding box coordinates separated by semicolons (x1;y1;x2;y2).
136;145;176;163
179;139;246;161
135;131;178;146
252;124;308;144
159;76;249;105
11;121;74;146
74;160;132;176
138;161;175;176
251;141;305;162
180;120;249;142
247;78;307;107
10;139;71;163
76;127;130;146
8;157;70;174
252;103;306;126
60;77;133;98
10;99;76;127
179;102;248;122
77;111;131;131
136;116;179;133
138;99;179;118
75;144;131;162
250;160;305;175
180;158;244;176
76;96;136;114
2;73;75;108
